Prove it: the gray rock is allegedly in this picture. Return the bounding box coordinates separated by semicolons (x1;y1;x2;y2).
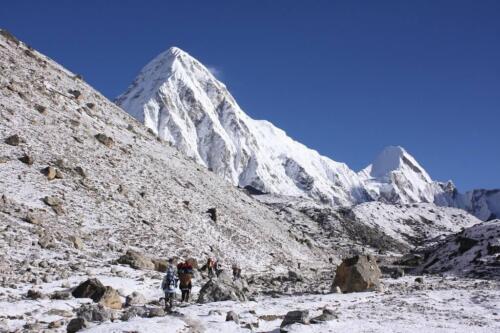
18;154;33;165
280;310;309;329
4;134;23;146
120;306;148;321
66;317;88;333
76;303;110;322
310;308;337;323
148;307;165;317
125;291;147;307
94;133;114;148
225;311;239;323
197;275;247;304
72;278;106;301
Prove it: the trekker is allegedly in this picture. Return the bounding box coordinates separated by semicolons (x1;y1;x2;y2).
177;261;194;302
161;258;178;312
232;263;242;280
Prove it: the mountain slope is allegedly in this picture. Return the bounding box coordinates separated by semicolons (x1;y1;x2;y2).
116;47;370;206
0;30;329;281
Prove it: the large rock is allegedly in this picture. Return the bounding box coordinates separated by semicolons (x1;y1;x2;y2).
125;291;147;307
332;255;381;293
197;273;247;304
99;286;122;309
117;250;155;270
76;303;111;322
280;310;309;331
72;278;106;302
72;278;122;309
66;318;88;333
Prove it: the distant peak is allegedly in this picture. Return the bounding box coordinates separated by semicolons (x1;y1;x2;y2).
370;145;428;179
165;46;189;58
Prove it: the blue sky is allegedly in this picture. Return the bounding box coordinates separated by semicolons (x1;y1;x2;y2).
1;1;498;190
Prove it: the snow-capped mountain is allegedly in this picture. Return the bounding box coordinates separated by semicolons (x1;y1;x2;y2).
117;46;499;219
358;145;441;204
116;47;369;206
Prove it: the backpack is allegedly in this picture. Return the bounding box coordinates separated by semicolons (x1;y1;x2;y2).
162;267;177;291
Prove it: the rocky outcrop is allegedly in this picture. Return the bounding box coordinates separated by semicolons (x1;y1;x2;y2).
197;272;247;303
332;255;381;293
71;278;122;309
280;310;309;331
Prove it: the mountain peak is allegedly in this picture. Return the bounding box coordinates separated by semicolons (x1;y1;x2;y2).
370;145;411;178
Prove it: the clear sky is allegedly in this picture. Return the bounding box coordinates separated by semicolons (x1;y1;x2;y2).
1;1;498;190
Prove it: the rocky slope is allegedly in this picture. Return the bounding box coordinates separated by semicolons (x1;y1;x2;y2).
0;28;332;286
117;47;499;220
414;219;500;279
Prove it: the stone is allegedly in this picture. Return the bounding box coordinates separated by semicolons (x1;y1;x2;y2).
94;133;114;148
43;196;62;207
38;234;54;249
152;258;168;272
68;89;83;100
206;207;217;222
120;306;148;321
66;317;88;333
332;286;342;294
280;310;309;329
4;134;23;146
43;166;57;180
226;311;239;324
332;255;381;293
34;104;47;115
24;213;41;225
50;290;71;300
125;291;147;307
415;277;424;284
86;102;95;109
310;308;337;323
76;303;111;322
18;154;34;165
197;275;247;304
148;307;165;317
26;289;43;299
48;319;64;328
74;166;86;178
99;287;122;309
72;278;106;302
69;235;84;249
117;250;155;270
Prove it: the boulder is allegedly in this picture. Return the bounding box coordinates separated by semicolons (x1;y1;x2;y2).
151;258;168;272
66;318;88;333
76;303;111;322
310;308;337;323
280;310;309;330
68;89;83;100
26;289;44;300
69;235;84;249
34;104;47;115
148;307;166;317
50;290;71;300
117;250;155;270
197;274;247;304
4;134;23;146
43;196;62;207
120;306;148;321
18;154;34;165
332;255;381;293
72;278;106;302
42;166;57;180
125;291;147;307
94;133;114;148
99;287;122;309
226;311;239;324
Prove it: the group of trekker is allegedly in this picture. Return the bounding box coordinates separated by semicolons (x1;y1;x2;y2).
161;257;242;311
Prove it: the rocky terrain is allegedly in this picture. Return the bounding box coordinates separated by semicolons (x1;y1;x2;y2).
0;30;499;332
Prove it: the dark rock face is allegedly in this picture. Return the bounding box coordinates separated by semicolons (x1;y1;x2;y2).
206;208;217;222
280;310;309;330
332;255;381;293
457;236;479;254
4;134;23;146
94;133;114;147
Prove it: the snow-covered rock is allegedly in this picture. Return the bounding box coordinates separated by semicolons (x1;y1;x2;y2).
415;219;500;279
